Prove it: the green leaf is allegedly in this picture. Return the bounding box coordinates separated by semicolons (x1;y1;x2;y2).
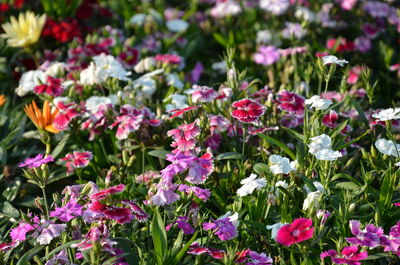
212;33;227;47
334;182;359;190
253;163;270;175
258;133;296;160
44;240;81;260
148;149;169;159
216;152;242;160
1;201;19;217
17;245;44;265
113;237;139;265
151;208;168;265
51;133;70;158
296;173;317;192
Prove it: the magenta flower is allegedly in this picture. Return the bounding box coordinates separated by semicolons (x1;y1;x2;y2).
321;246;368;265
50;199;83;222
10;223;35;242
60;151;92;174
167;120;201;154
53;101;80;131
231;98;265;123
121;200;149;222
186;152;214;184
19;154;54;168
178;184;211;201
247;251;273;265
322;110;339;128
188;242;225;259
160;153;195;182
346;220;387;248
277;90;305;115
109;105;144;140
384;222;400;255
89;201;133;224
276;218;314;246
168;216;195;235
168;105;201;119
33;76;64;97
154;54;181;65
203;217;238;241
253;46;280;66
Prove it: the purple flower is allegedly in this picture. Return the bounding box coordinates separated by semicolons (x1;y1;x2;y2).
203;216;238;241
50;200;83;222
37;223;67;245
247;251;273;265
19;154;54;168
151;183;180;206
346;220;387;248
383;222;400;255
253;46;280;66
160;153;195;182
321;246;368;265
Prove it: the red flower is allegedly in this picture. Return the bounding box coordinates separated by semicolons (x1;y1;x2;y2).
277;90;305;115
322;110;338;128
154;54;181;65
168;105;201;119
34;76;63;97
231;99;265;123
91;184;125;200
89;201;133;224
276;218;314;246
42;18;81;43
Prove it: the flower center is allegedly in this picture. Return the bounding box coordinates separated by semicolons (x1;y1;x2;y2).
292;229;300;237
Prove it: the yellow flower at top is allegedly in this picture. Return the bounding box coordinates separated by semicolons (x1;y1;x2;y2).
24;100;59;134
1;11;46;48
0;95;5;106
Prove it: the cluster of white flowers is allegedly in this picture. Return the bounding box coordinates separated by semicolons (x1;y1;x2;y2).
303;181;325;211
372;108;400;121
305;95;332;110
269;154;297;175
309;134;342;161
375;138;400;157
236;173;267;197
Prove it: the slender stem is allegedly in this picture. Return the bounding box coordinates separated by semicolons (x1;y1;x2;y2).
41;186;50;219
241;126;246;157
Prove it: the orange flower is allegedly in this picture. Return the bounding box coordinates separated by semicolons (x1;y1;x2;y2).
0;95;6;106
24;100;59;133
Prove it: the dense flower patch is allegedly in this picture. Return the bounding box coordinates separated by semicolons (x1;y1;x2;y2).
1;0;400;264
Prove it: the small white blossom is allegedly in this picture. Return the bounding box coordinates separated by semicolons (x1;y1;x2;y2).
45;62;66;77
304;181;325;194
16;70;47;96
308;134;332;155
166;73;183;89
303;191;322;211
166;19;189;32
134;57;155;73
134;77;157;98
314;148;343;161
274;180;289;196
85;96;112;114
266;223;286;240
322;55;348;66
237;173;266;197
375;138;400;157
269;154;297;175
256;29;272;44
93;54;131;81
372;108;400;121
220;212;240;227
305;95;332;110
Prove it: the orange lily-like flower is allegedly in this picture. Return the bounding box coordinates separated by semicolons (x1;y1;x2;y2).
24;100;59;133
0;95;6;106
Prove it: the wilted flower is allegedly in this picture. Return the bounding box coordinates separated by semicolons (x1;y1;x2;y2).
24;100;59;133
321;246;368;265
1;11;46;48
276;218;314;246
237;173;266;197
269;155;297;175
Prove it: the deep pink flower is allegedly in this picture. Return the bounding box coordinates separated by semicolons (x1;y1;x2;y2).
19;154;54;168
277;90;305;115
60;151;92;174
321;246;368;265
168;105;200;119
276;218;314;246
121;200;149;222
34;76;64;97
154;54;181;65
53;101;80;131
89;201;133;224
191;85;218;103
10;223;34;241
188;242;225;259
0;241;18;252
322;110;339;128
50;199;83;222
231;98;265;123
91;184;125;200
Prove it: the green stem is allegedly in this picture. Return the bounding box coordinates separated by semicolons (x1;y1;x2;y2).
242;126;246;158
41;186;49;219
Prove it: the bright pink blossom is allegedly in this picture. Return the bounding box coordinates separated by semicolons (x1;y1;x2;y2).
277;90;305;115
231;98;265;123
321;246;368;265
60;151;92;174
276;218;314;246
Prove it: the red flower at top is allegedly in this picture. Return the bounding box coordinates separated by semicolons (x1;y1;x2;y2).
276;218;314;246
231;99;265;123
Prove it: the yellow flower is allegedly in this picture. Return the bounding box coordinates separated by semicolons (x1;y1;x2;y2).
0;95;5;106
24;100;59;134
1;11;46;48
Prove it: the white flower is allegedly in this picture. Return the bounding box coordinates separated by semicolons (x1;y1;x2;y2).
166;19;189;32
129;13;147;26
134;57;155;73
256;29;272;44
259;0;290;15
220;212;240;227
134;77;157;98
37;224;66;245
372;108;400;121
305;95;332;110
303;191;322;211
375;138;400;157
210;0;242;18
295;7;316;22
322;55;348;66
236;173;266;197
85;96;113;114
166;73;183;89
396;161;400;167
266;223;286;239
211;61;227;73
45;62;66;77
16;70;47;96
165;94;188;111
80;62;100;85
304;181;325;194
93;54;131;81
269;154;297;175
308;134;332;155
274;180;289;196
314;148;343;161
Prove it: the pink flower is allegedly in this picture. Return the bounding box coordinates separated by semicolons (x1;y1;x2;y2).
34;76;64;97
19;154;54;168
168;105;200;119
247;251;273;265
322;110;339;128
191;85;218;103
109;105;144;140
151;183;180;206
154;54;181;65
91;184;125;200
277;90;305;115
340;0;357;10
53;101;80;131
231;98;265;123
50;199;83;222
253;46;280;66
89;201;133;224
10;223;35;241
60;151;92;174
186;152;214;184
321;246;368;265
188;242;225;259
121;200;149;222
276;218;314;246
